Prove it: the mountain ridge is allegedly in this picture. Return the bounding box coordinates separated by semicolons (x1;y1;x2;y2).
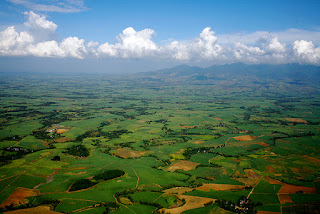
136;63;320;83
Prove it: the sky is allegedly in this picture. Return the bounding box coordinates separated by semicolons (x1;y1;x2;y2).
0;0;320;73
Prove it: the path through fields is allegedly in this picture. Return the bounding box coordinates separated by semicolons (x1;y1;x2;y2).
132;167;140;189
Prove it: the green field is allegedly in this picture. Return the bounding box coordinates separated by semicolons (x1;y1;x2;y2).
0;66;320;213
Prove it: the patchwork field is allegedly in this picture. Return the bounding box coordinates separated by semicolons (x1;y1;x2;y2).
0;69;319;213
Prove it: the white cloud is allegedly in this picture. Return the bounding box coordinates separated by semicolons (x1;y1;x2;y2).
27;40;63;57
293;40;320;64
267;38;286;53
0;11;85;58
60;36;86;59
164;27;222;61
0;26;33;55
1;11;320;65
98;27;159;58
26;37;86;59
233;42;265;63
24;11;57;31
7;0;87;13
23;11;59;42
165;41;190;60
197;27;222;58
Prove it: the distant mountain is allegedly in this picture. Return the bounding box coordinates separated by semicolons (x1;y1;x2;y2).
133;63;320;85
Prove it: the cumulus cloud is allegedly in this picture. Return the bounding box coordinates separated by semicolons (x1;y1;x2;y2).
24;11;57;31
0;26;33;55
233;42;264;63
1;11;320;65
164;27;222;61
98;27;159;58
293;40;320;64
26;36;86;58
0;11;85;58
7;0;87;13
24;11;59;42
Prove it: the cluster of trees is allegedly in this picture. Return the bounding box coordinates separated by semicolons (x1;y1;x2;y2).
40;111;72;127
0;147;32;166
216;197;259;214
114;142;134;148
109;111;136;120
101;202;119;214
51;155;60;161
76;129;131;142
93;170;125;181
183;147;213;159
32;129;52;140
69;179;97;192
70;169;125;192
65;144;90;157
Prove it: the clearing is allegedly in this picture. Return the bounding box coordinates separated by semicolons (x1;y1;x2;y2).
196;183;247;191
233;135;256;141
114;148;146;159
0;187;39;208
4;205;62;214
166;160;200;172
159;195;215;214
285;118;307;124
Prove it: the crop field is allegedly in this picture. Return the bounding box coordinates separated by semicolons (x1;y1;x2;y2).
0;67;320;214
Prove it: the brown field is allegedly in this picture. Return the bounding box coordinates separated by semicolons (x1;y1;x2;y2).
266;166;276;173
257;142;269;147
0;187;39;208
159;195;216;214
56;129;70;134
229;141;269;148
140;183;163;190
233;135;256;141
55;138;74;143
210;117;222;121
196;183;246;191
193;140;204;144
279;194;293;204
264;177;283;185
235;169;261;186
65;171;86;176
279;184;316;194
114;148;146;159
46;125;71;134
166;160;200;172
174;149;185;154
303;155;320;163
164;187;193;195
285;118;307;123
290;167;300;174
222;168;227;175
181;126;195;129
69;167;86;170
4;206;62;214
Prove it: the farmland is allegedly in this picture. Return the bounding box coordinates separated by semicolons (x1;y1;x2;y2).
0;64;320;213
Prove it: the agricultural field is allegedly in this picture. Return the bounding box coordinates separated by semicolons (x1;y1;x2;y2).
0;64;320;213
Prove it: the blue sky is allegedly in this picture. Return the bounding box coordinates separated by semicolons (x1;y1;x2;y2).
1;0;320;73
